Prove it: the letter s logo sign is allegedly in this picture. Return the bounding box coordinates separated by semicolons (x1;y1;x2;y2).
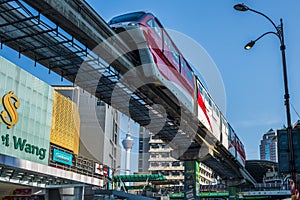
0;91;20;129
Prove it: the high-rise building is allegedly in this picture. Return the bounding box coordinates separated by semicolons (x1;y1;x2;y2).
138;127;150;172
260;129;278;162
54;86;122;170
148;133;184;185
138;128;214;192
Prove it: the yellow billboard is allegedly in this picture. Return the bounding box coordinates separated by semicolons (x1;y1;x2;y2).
51;91;80;154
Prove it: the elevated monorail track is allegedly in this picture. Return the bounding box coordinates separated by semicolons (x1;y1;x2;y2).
0;0;255;185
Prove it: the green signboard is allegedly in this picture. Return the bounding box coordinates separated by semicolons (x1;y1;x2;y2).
199;192;229;197
228;186;237;200
0;57;53;165
184;161;200;200
169;193;184;198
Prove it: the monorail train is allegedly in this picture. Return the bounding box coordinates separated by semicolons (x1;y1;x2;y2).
108;11;246;166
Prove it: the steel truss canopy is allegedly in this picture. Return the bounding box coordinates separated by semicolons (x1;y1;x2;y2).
0;153;103;188
0;0;255;184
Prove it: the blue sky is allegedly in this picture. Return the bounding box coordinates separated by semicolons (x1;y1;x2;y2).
1;1;300;163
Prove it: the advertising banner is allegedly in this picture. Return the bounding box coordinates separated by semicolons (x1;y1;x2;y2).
52;148;73;166
184;161;200;200
0;57;53;165
103;166;108;177
108;167;113;180
95;163;103;175
51;91;80;154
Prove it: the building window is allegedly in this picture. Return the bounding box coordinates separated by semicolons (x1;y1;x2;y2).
113;123;118;134
172;162;181;167
114;134;118;145
151;135;160;140
161;162;169;167
151;162;159;167
151;144;159;149
161;171;169;176
151;153;159;158
171;171;180;176
161;152;169;158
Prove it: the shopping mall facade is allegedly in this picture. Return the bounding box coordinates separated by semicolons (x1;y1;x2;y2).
0;56;118;199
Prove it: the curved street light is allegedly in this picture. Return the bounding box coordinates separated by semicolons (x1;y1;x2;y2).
234;4;296;184
244;31;277;50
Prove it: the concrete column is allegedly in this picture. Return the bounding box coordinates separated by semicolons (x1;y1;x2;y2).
73;186;84;200
46;188;61;200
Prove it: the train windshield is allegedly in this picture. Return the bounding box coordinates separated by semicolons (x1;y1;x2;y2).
108;12;146;24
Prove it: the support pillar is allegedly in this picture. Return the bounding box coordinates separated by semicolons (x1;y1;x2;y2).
228;186;238;200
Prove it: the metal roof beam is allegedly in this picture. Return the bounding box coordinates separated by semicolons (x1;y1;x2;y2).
0;6;20;14
0;0;15;5
49;61;82;69
0;14;39;28
1;26;57;43
20;38;73;53
35;49;86;62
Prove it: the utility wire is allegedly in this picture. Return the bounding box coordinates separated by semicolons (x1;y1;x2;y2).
291;101;300;120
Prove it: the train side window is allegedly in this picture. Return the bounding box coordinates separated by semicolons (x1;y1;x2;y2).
170;43;180;64
199;87;203;95
209;98;212;107
164;34;172;50
205;95;212;107
197;82;204;95
213;105;220;117
204;93;211;111
229;126;235;140
163;33;180;71
181;59;194;84
204;92;207;102
228;126;233;137
181;58;194;86
172;50;180;63
222;117;227;129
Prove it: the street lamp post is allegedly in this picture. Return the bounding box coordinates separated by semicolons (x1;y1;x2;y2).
234;4;295;183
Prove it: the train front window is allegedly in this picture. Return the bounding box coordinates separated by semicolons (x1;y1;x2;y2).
146;19;154;27
146;19;162;38
108;12;145;24
153;20;162;38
